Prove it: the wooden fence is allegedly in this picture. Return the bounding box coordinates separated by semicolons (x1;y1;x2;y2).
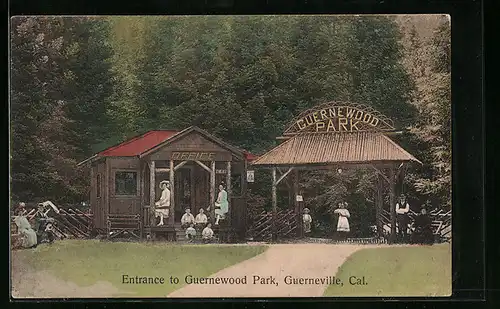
381;208;451;242
11;206;93;239
248;209;298;241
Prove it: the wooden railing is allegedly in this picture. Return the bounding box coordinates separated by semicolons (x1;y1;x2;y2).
249;209;298;241
11;206;93;239
381;208;451;242
107;214;142;240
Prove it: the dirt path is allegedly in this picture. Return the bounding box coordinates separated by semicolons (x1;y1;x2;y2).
10;251;129;299
168;243;384;298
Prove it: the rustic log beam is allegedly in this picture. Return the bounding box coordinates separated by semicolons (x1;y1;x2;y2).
272;168;277;241
195;160;212;173
371;165;390;184
376;174;384;238
174;161;188;171
190;165;196;213
210;161;216;224
389;167;397;243
226;161;231;224
155;168;170;173
276;167;294;185
140;163;145;232
169;160;175;225
242;160;248;198
293;168;303;238
149;160;155;228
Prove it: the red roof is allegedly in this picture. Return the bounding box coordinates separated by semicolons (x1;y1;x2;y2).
244;152;258;161
95;128;258;162
98;130;178;157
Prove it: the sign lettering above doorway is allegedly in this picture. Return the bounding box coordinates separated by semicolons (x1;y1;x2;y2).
171;152;216;161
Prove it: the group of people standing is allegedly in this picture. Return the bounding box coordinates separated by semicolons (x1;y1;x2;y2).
302;194;435;244
302;201;351;240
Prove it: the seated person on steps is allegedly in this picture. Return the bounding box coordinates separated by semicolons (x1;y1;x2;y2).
155;180;170;226
195;208;208;230
207;184;228;225
202;223;215;243
185;223;196;242
181;208;195;229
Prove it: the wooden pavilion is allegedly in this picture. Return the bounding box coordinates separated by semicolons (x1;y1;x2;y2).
78;126;256;242
250;101;422;243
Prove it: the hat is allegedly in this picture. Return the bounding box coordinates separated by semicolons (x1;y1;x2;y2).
303;208;310;213
18;202;25;207
159;180;169;188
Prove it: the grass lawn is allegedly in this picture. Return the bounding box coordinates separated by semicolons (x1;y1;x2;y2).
14;240;267;297
323;243;452;297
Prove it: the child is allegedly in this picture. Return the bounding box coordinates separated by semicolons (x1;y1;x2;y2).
202;223;215;243
334;202;350;240
185;223;197;242
181;208;195;229
195;208;208;231
303;208;312;233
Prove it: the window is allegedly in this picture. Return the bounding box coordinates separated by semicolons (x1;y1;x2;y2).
115;171;137;196
97;174;101;198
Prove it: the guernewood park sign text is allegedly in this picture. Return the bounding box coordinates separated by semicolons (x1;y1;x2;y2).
283;102;396;135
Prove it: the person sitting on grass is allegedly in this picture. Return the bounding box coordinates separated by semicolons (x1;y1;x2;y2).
303;208;312;233
202;223;215;243
185;223;197;242
195;208;208;230
180;208;195;229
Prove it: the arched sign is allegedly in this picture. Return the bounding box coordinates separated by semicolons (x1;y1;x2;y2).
283;101;395;135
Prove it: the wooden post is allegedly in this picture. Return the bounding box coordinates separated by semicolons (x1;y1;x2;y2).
376;174;383;238
293;168;302;238
210;161;216;224
169;160;175;225
241;160;248;240
190;166;196;213
272;168;277;241
140;163;145;237
389;167;397;243
149;161;155;228
226;161;231;225
242;160;248;197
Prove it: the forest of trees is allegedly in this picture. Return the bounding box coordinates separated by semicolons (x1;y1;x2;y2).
10;15;451;236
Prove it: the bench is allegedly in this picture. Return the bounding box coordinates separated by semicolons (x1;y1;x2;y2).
107;214;142;240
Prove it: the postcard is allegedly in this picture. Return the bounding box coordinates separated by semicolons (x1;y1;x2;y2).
10;14;451;298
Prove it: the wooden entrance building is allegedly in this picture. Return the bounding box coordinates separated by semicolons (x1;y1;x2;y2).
78;126;255;241
251;101;422;243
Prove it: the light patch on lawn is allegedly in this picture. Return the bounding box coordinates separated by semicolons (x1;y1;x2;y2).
12;240;268;298
323;243;452;297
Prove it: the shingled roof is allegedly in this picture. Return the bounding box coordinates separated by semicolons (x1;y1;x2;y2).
251;131;421;167
77;126;257;166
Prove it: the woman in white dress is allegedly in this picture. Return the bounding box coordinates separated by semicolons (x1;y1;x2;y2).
214;184;228;225
155;180;170;226
334;202;350;240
